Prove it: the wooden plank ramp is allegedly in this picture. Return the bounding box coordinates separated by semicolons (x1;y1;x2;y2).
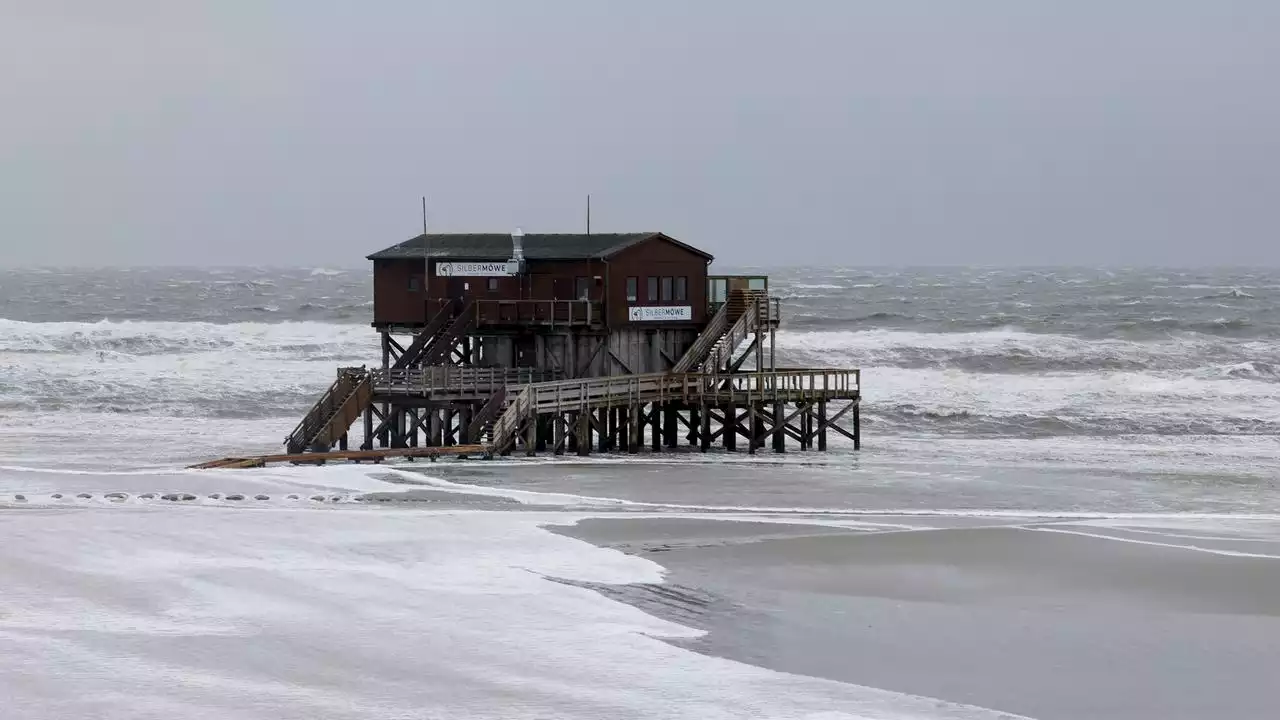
189;445;488;470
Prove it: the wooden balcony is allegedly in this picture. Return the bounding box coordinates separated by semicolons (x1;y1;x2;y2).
472;299;601;327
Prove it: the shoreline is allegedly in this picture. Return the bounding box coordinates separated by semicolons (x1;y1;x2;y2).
551;514;1280;720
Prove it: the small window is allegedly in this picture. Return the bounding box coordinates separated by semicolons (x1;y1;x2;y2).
660;276;673;303
709;278;728;304
674;276;687;303
647;276;659;303
575;276;591;300
748;277;767;291
487;277;499;292
626;276;638;302
408;276;420;292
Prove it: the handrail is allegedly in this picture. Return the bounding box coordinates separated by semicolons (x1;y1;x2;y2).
474;299;601;326
487;368;860;452
702;296;779;373
371;367;560;392
393;299;456;369
419;301;477;366
284;367;370;451
671;300;732;372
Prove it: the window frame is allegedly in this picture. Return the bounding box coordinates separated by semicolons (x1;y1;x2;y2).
647;276;659;303
674;276;687;303
626;276;638;302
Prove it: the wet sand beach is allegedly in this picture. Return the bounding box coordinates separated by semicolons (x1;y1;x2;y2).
554;516;1280;720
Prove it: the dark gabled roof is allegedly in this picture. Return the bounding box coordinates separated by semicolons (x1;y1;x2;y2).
366;232;713;262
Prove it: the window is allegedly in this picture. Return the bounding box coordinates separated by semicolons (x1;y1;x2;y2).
647;276;659;303
575;276;591;300
626;276;638;302
748;277;767;291
674;276;687;303
408;276;420;292
660;276;673;303
487;278;499;292
709;277;728;304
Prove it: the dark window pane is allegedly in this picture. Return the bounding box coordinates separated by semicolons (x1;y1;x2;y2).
674;276;687;302
660;276;672;303
408;276;419;292
488;278;499;292
647;277;658;302
626;276;638;302
575;276;591;299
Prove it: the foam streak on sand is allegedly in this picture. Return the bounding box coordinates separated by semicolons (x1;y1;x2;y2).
0;464;1033;720
1026;527;1280;560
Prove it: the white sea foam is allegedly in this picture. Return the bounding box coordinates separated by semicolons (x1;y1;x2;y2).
0;464;1033;720
776;328;1280;372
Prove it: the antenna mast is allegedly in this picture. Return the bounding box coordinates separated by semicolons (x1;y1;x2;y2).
586;194;591;234
421;196;430;309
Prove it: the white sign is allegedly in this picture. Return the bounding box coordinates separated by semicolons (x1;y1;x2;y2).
436;261;518;277
628;305;693;322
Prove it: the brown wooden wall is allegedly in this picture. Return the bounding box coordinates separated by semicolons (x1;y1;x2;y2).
372;259;427;326
605;236;709;327
371;236;709;328
373;258;607;326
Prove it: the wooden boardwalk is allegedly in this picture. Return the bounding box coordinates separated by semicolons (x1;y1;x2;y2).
488;368;860;456
194;288;862;470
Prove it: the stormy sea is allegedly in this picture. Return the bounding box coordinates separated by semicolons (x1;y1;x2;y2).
2;266;1279;720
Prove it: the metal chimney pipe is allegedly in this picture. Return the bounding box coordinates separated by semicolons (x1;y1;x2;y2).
511;227;525;263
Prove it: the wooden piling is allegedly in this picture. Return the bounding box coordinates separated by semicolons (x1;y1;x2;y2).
772;402;785;453
817;399;828;451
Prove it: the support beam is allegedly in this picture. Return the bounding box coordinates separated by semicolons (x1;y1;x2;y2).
553;413;566;455
524;416;537;457
650;402;661;452
772;402;785;453
576;411;591;456
700;402;711;452
817;399;828;451
854;401;861;450
628;404;641;454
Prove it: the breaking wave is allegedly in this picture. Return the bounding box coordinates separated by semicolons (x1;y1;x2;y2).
776;328;1280;375
0;318;375;357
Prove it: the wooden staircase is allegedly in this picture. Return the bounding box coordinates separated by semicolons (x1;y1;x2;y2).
465;387;508;443
285;368;374;454
393;300;455;370
673;290;774;373
417;301;477;366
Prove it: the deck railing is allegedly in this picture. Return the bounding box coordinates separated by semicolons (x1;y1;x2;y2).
520;368;861;412
473;299;601;326
489;368;860;451
372;366;561;395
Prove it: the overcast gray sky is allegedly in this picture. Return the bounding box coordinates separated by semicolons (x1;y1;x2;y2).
2;1;1277;267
